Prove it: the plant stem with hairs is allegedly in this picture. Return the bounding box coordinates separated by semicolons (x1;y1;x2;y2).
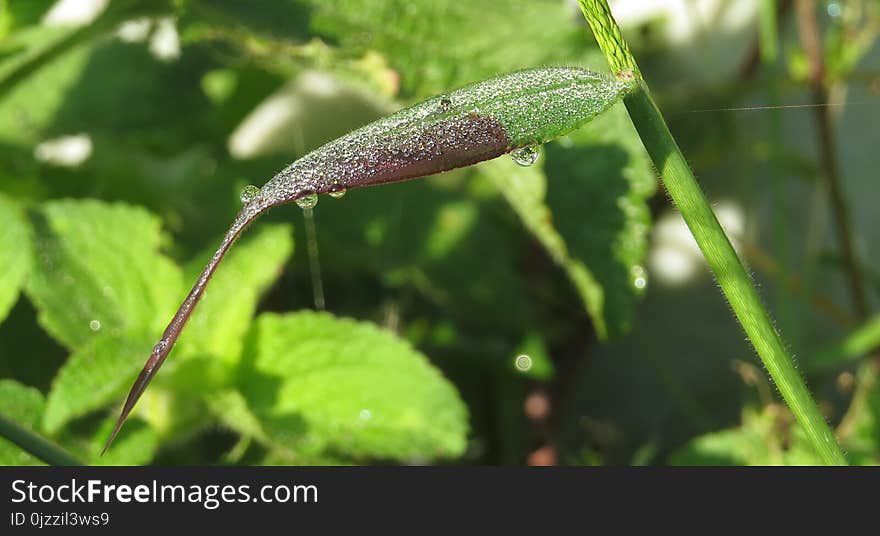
577;0;847;465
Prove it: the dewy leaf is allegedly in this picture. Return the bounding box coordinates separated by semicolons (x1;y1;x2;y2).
237;311;468;462
25;199;182;350
0;193;32;324
250;67;634;215
176;223;294;363
42;334;154;433
0;379;45;465
103;66;634;451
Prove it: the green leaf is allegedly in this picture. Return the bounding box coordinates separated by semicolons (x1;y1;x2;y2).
177;223;294;362
0;379;45;465
309;0;585;99
0;0;175;112
42;334;154;433
206;389;270;445
0;25;94;144
25;199;182;349
480;156;609;338
482;102;655;338
0;193;31;323
544;107;655;337
50;415;158;466
315;178;532;332
669;407;822;466
237;311;468;462
0;0;54;34
131;355;235;443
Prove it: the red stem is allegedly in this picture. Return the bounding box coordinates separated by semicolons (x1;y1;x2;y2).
102;206;262;454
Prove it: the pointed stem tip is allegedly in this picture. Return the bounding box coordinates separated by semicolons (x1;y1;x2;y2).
100;208;256;455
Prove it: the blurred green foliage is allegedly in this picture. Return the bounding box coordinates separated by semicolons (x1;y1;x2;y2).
0;0;879;466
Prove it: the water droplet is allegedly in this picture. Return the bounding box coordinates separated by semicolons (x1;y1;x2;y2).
153;339;168;355
239;184;259;204
510;146;540;167
89;319;101;331
329;186;347;199
514;354;533;372
438;97;452;112
631;265;648;290
359;409;372;421
296;193;318;209
827;2;841;18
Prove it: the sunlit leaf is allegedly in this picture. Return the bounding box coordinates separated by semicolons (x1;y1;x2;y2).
42;334;154;433
25;199;182;350
237;311;468;462
0;379;45;465
0;193;31;324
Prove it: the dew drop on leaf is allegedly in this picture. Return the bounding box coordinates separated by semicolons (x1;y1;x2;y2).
329;185;347;199
239;184;259;204
510;146;540;167
89;319;101;331
632;265;648;290
296;193;318;209
827;2;842;17
514;354;533;371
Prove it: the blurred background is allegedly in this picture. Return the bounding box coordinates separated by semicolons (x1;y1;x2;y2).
0;0;878;466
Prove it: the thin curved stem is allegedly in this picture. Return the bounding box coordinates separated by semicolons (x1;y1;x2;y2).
102;206;261;454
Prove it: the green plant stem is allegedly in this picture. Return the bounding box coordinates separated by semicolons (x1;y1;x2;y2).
0;413;83;466
577;0;847;465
